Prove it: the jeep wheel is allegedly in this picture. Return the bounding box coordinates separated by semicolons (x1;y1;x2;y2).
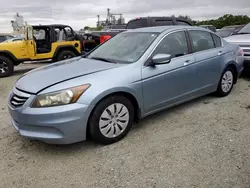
0;56;14;78
57;50;76;61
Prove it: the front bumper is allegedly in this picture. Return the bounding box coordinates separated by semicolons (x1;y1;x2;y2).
8;90;93;144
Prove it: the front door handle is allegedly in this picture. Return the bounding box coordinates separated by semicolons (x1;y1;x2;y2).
218;51;223;55
184;60;191;66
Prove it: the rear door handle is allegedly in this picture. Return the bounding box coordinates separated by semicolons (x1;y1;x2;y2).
184;60;191;66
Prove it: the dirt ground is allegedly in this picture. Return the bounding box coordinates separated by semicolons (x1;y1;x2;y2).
0;63;249;188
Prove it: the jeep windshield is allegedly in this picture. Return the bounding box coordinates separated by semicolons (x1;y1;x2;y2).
87;32;159;64
237;23;250;34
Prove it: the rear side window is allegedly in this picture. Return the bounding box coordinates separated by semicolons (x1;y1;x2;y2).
188;30;215;53
126;19;148;29
211;34;222;47
176;21;190;26
155;20;173;26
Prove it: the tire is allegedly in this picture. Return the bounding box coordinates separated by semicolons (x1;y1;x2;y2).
56;50;76;61
0;56;14;78
89;95;134;145
216;67;235;97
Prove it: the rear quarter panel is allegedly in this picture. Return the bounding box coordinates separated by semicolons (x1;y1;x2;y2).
222;41;244;73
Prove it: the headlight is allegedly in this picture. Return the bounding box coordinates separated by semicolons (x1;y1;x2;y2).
31;84;90;108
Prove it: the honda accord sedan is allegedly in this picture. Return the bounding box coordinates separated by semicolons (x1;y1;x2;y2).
8;26;244;145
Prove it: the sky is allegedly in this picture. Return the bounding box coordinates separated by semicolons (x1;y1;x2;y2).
0;0;250;33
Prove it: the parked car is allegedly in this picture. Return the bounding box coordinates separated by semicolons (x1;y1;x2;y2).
224;23;250;65
0;24;85;77
2;37;24;43
8;26;244;145
83;17;193;52
217;25;246;38
199;25;217;32
0;34;14;43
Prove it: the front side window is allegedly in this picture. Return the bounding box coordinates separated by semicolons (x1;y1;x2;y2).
152;31;188;58
189;30;215;53
33;29;46;40
88;32;159;63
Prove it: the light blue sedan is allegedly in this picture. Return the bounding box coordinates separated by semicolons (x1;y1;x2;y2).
8;26;244;145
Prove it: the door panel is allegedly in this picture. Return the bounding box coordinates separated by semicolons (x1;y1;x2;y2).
141;31;199;114
188;30;224;91
26;26;36;58
142;54;197;114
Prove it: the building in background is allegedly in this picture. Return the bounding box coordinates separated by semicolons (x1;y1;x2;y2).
97;8;125;27
10;13;27;37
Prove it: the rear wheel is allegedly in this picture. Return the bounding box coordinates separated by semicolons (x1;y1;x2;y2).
89;95;134;145
216;67;235;97
56;50;76;61
0;56;14;77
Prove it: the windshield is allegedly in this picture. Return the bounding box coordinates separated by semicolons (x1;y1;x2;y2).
87;32;159;63
216;29;234;37
238;23;250;34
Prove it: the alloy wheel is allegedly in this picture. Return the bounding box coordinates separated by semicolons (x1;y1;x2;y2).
221;70;233;93
0;61;8;74
99;103;129;138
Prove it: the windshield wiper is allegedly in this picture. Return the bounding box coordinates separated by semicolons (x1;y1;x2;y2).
90;57;117;64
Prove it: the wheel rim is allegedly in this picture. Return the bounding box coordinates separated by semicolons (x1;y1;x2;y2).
0;61;8;74
99;103;129;138
63;55;72;59
221;70;233;93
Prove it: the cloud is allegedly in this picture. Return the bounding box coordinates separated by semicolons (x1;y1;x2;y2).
0;0;250;33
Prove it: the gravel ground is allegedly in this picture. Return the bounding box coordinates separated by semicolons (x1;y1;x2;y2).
0;63;250;188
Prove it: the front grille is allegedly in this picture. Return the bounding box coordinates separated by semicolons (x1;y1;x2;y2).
10;88;31;108
10;94;29;107
243;49;250;53
239;44;250;48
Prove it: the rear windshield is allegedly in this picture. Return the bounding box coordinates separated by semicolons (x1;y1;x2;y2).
126;19;148;29
216;29;234;37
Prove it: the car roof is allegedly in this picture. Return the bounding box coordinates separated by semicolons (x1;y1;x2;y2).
125;25;209;33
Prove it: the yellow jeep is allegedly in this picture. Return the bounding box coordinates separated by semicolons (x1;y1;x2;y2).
0;24;83;77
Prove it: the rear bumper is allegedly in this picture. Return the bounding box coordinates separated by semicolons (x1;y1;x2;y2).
8;102;93;144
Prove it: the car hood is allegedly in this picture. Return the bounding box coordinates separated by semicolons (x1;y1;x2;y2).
224;34;250;43
15;57;122;94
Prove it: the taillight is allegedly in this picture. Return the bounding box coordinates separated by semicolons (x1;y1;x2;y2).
100;35;111;44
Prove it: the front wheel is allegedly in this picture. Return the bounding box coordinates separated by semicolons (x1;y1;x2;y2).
89;95;134;145
0;56;14;78
216;67;235;97
56;50;76;61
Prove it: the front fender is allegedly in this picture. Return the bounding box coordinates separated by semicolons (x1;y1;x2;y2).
89;86;143;110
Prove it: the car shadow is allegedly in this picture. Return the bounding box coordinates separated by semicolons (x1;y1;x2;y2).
22;93;217;156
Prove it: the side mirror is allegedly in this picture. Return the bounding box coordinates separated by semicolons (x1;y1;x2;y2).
151;54;172;65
